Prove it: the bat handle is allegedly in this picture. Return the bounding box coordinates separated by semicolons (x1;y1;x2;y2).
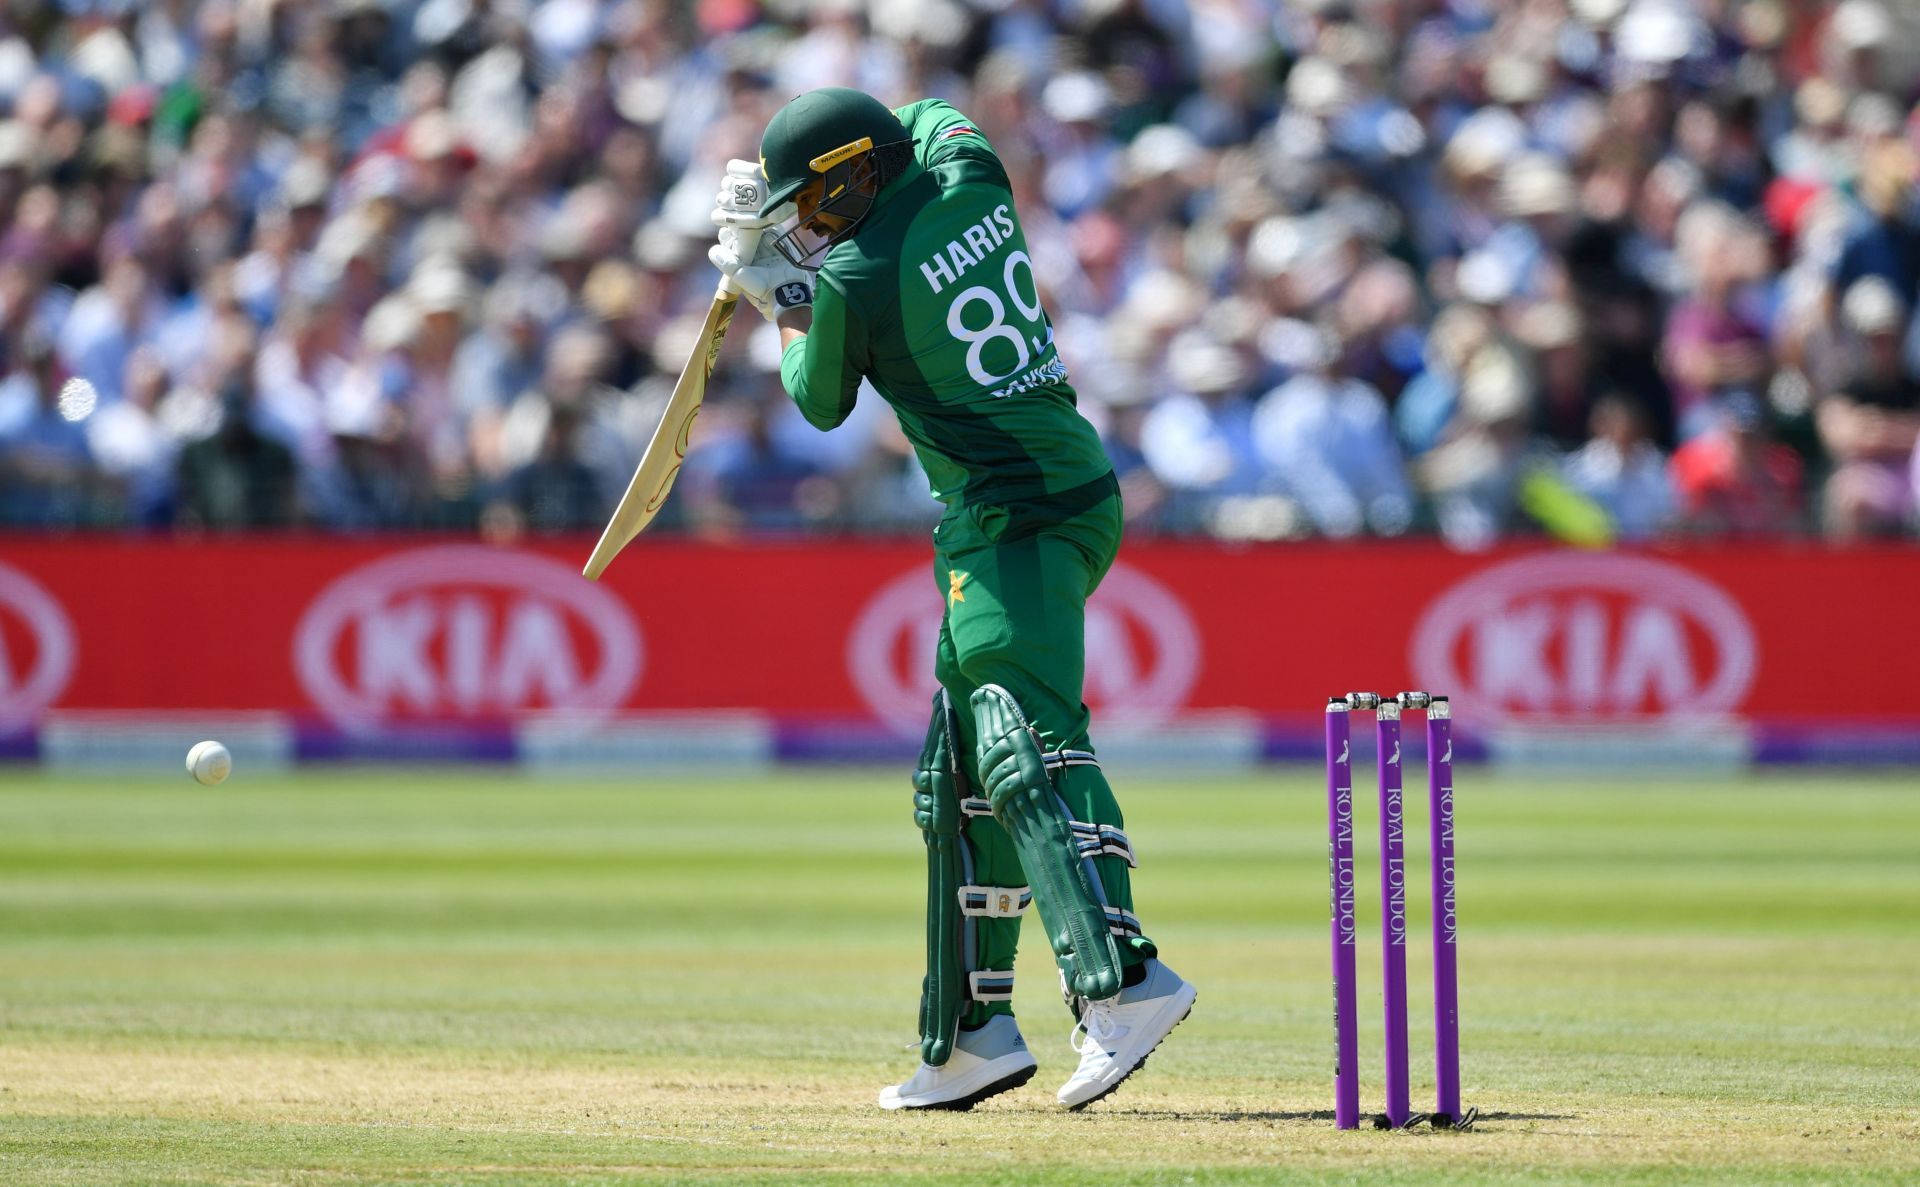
715;275;741;300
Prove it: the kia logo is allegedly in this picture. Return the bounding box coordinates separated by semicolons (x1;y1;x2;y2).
848;562;1201;736
1411;553;1757;720
294;546;640;733
0;561;76;730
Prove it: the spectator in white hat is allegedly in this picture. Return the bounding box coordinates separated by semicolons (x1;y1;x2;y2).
1139;329;1264;525
1819;276;1920;538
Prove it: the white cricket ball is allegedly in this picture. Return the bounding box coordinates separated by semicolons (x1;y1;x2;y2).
186;740;233;786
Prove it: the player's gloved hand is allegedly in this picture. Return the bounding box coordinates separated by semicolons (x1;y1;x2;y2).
711;159;773;230
709;229;813;323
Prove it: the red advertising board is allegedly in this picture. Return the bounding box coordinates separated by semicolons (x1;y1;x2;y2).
1;536;1916;760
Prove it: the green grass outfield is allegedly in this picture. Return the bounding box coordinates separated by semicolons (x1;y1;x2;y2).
1;768;1916;1186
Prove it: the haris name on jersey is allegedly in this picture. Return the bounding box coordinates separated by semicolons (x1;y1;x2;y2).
918;204;1017;295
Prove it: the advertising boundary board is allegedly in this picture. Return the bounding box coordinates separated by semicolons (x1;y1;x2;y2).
1;536;1916;769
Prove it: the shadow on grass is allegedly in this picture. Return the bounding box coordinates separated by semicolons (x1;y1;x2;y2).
1467;1111;1576;1122
1101;1109;1578;1125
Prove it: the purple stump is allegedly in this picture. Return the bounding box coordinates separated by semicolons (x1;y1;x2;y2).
1427;697;1462;1125
1377;701;1411;1128
1325;698;1359;1130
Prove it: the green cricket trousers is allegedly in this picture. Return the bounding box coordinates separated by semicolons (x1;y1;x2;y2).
929;472;1156;1023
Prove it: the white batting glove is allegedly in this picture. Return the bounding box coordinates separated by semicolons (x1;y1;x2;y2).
709;229;814;323
710;160;776;297
711;159;773;230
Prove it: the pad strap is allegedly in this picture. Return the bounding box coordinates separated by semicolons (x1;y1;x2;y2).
1105;907;1143;938
968;970;1015;1002
1044;748;1100;770
959;885;1032;918
960;796;994;817
1070;820;1137;867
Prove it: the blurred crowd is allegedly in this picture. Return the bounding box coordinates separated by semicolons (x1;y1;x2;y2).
3;0;1920;544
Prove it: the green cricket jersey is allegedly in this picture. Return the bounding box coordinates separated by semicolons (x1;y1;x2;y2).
779;99;1113;506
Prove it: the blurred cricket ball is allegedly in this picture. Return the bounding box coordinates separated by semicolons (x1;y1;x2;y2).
186;740;232;786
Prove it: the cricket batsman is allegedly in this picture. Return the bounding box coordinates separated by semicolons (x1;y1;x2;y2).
707;88;1195;1111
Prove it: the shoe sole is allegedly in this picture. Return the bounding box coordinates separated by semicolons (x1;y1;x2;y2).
908;1061;1038;1112
882;1058;1038;1112
1061;985;1198;1111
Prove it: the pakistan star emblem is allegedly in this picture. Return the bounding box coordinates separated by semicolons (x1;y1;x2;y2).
948;569;968;604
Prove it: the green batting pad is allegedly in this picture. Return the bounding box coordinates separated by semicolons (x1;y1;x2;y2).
972;683;1125;1003
910;692;968;1066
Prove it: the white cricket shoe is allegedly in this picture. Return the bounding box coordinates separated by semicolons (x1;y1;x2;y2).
1056;959;1197;1109
878;1015;1038;1111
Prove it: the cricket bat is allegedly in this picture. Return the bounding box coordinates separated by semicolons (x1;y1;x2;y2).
583;285;739;579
